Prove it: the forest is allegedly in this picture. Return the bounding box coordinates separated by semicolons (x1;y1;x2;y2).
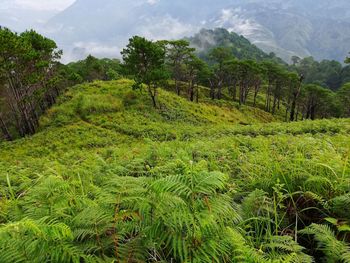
0;27;350;263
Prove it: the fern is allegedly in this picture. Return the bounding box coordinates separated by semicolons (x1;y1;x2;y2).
263;235;314;263
0;217;85;263
300;223;350;262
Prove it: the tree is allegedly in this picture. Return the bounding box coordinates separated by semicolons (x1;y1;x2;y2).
208;47;233;100
302;84;336;120
0;27;61;139
261;62;281;112
165;40;195;95
345;53;350;64
294;57;343;90
291;55;301;66
222;59;239;101
236;60;256;105
337;83;350;117
252;63;266;107
287;72;303;121
121;36;168;108
183;55;205;102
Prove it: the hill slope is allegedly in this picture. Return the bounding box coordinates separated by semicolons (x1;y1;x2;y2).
38;79;275;140
0;80;350;262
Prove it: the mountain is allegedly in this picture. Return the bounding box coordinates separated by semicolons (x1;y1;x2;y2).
214;0;350;62
187;28;285;64
44;0;350;62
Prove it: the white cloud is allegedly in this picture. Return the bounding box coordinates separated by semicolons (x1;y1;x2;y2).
137;15;198;40
146;0;160;5
214;8;263;37
61;41;121;63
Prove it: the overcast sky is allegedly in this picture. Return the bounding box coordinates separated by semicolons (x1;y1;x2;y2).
0;0;76;33
1;0;75;11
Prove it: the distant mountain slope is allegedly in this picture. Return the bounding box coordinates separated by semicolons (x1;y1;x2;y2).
44;0;350;62
216;1;350;62
187;28;285;63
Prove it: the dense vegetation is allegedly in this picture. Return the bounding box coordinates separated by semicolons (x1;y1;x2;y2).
0;27;350;262
0;79;349;262
290;56;350;91
0;27;62;140
1;28;350;140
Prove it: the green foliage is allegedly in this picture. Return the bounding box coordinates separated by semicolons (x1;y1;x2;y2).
121;36;169;108
65;55;121;83
0;79;350;262
291;56;348;90
337;83;350;117
0;27;62;139
301;224;350;262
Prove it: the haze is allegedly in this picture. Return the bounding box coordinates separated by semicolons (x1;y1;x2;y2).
1;0;350;63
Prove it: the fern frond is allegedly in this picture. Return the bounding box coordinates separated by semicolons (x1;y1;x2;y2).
300;223;350;262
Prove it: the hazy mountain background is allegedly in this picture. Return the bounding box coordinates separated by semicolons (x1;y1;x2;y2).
1;0;350;63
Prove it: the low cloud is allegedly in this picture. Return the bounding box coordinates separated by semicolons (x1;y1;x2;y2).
137;15;198;41
61;42;121;63
214;8;264;38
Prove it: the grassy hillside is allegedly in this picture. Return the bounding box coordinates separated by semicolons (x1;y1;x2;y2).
0;79;350;262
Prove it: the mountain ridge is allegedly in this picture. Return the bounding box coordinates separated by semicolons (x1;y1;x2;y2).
43;0;350;62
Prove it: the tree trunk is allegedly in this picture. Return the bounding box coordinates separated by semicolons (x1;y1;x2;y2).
209;80;215;100
148;85;157;108
290;97;297;121
175;79;180;96
188;80;194;102
232;80;237;101
272;95;277;114
265;84;271;112
216;81;223;100
310;105;316;120
290;80;302;121
253;83;260;107
0;114;13;141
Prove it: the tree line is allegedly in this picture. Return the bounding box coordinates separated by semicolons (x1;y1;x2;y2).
0;28;122;140
0;27;62;140
122;36;350;121
1;28;350;141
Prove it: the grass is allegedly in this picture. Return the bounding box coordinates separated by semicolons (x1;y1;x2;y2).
0;79;349;262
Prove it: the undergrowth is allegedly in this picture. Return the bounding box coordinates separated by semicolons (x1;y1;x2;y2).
0;79;349;262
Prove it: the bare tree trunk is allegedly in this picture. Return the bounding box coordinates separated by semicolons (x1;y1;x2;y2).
175;79;180;96
209;79;215;100
253;83;260;107
272;95;277;114
290;78;302;121
148;85;157;108
0;114;13;141
216;80;223;100
232;80;237;101
188;80;195;102
265;84;271;112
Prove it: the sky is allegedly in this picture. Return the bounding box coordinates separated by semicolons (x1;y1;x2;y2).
0;0;76;32
1;0;348;63
1;0;75;11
